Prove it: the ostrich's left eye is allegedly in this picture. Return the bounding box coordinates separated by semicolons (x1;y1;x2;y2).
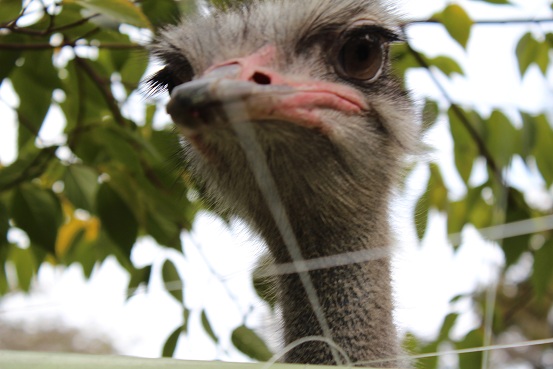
337;32;384;81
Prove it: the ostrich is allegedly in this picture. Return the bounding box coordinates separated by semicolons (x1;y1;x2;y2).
149;0;418;367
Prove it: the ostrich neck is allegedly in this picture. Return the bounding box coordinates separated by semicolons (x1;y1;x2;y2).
260;205;402;367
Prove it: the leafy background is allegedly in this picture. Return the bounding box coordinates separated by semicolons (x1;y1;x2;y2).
0;0;552;368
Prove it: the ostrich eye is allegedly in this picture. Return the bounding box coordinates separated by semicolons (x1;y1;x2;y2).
337;32;385;81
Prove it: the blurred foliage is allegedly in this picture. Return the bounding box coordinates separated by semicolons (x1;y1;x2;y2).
0;0;552;368
0;318;118;354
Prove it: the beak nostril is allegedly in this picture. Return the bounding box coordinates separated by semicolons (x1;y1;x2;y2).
251;72;272;85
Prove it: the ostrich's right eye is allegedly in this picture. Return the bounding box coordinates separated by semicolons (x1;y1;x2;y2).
335;25;401;82
337;32;384;82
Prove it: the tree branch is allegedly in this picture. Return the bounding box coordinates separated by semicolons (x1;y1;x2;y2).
404;17;553;27
0;146;58;193
1;13;100;36
0;42;144;50
74;56;127;127
404;41;504;185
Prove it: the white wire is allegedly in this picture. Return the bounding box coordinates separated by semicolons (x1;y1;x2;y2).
357;337;553;367
448;214;553;245
261;336;352;369
223;100;344;365
256;247;391;278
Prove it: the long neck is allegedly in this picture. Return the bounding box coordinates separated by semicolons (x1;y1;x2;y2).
262;206;403;368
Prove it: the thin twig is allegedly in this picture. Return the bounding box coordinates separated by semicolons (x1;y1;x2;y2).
48;14;100;33
0;146;58;193
404;18;553;27
2;13;101;36
74;56;127;127
188;233;251;320
404;40;504;184
0;42;144;50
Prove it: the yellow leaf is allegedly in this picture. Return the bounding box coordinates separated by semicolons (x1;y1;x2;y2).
55;215;100;256
440;4;474;49
56;217;86;257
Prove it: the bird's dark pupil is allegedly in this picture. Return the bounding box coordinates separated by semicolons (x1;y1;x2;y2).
355;40;370;63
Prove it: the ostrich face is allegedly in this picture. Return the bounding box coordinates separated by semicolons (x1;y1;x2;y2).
149;0;417;226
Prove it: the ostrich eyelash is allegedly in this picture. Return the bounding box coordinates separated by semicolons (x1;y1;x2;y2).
146;56;194;97
146;67;176;96
346;25;403;43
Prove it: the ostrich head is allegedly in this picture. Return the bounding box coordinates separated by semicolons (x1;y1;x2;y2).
149;0;418;366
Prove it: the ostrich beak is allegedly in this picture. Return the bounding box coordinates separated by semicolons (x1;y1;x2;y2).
166;57;367;136
166;65;295;131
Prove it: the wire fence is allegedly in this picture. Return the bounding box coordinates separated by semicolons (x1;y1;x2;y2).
0;1;552;368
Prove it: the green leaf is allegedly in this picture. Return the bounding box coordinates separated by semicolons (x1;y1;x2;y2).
0;33;24;84
390;43;419;79
402;333;420;359
516;33;540;77
231;325;273;361
141;0;182;29
0;0;22;23
429;164;448;211
532;239;553;299
533;114;553;186
182;308;190;334
414;190;429;241
119;50;150;93
0;201;8;247
520;112;537;159
546;33;553;48
422;99;439;133
418;341;439;369
64;165;99;212
484;110;518;169
447;199;467;245
448;185;492;241
466;188;492;230
8;245;37;292
72;0;152;29
201;310;218;343
427;55;464;77
456;329;483;369
10;50;61;148
146;210;182;250
73;125;142;174
0;262;9;295
501;190;532;266
96;182;138;256
439;4;474;49
535;39;550;75
65;229;116;278
438;313;459;341
162;259;183;303
61;60;109;130
162;324;184;358
127;265;152;299
448;106;478;184
11;183;63;254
